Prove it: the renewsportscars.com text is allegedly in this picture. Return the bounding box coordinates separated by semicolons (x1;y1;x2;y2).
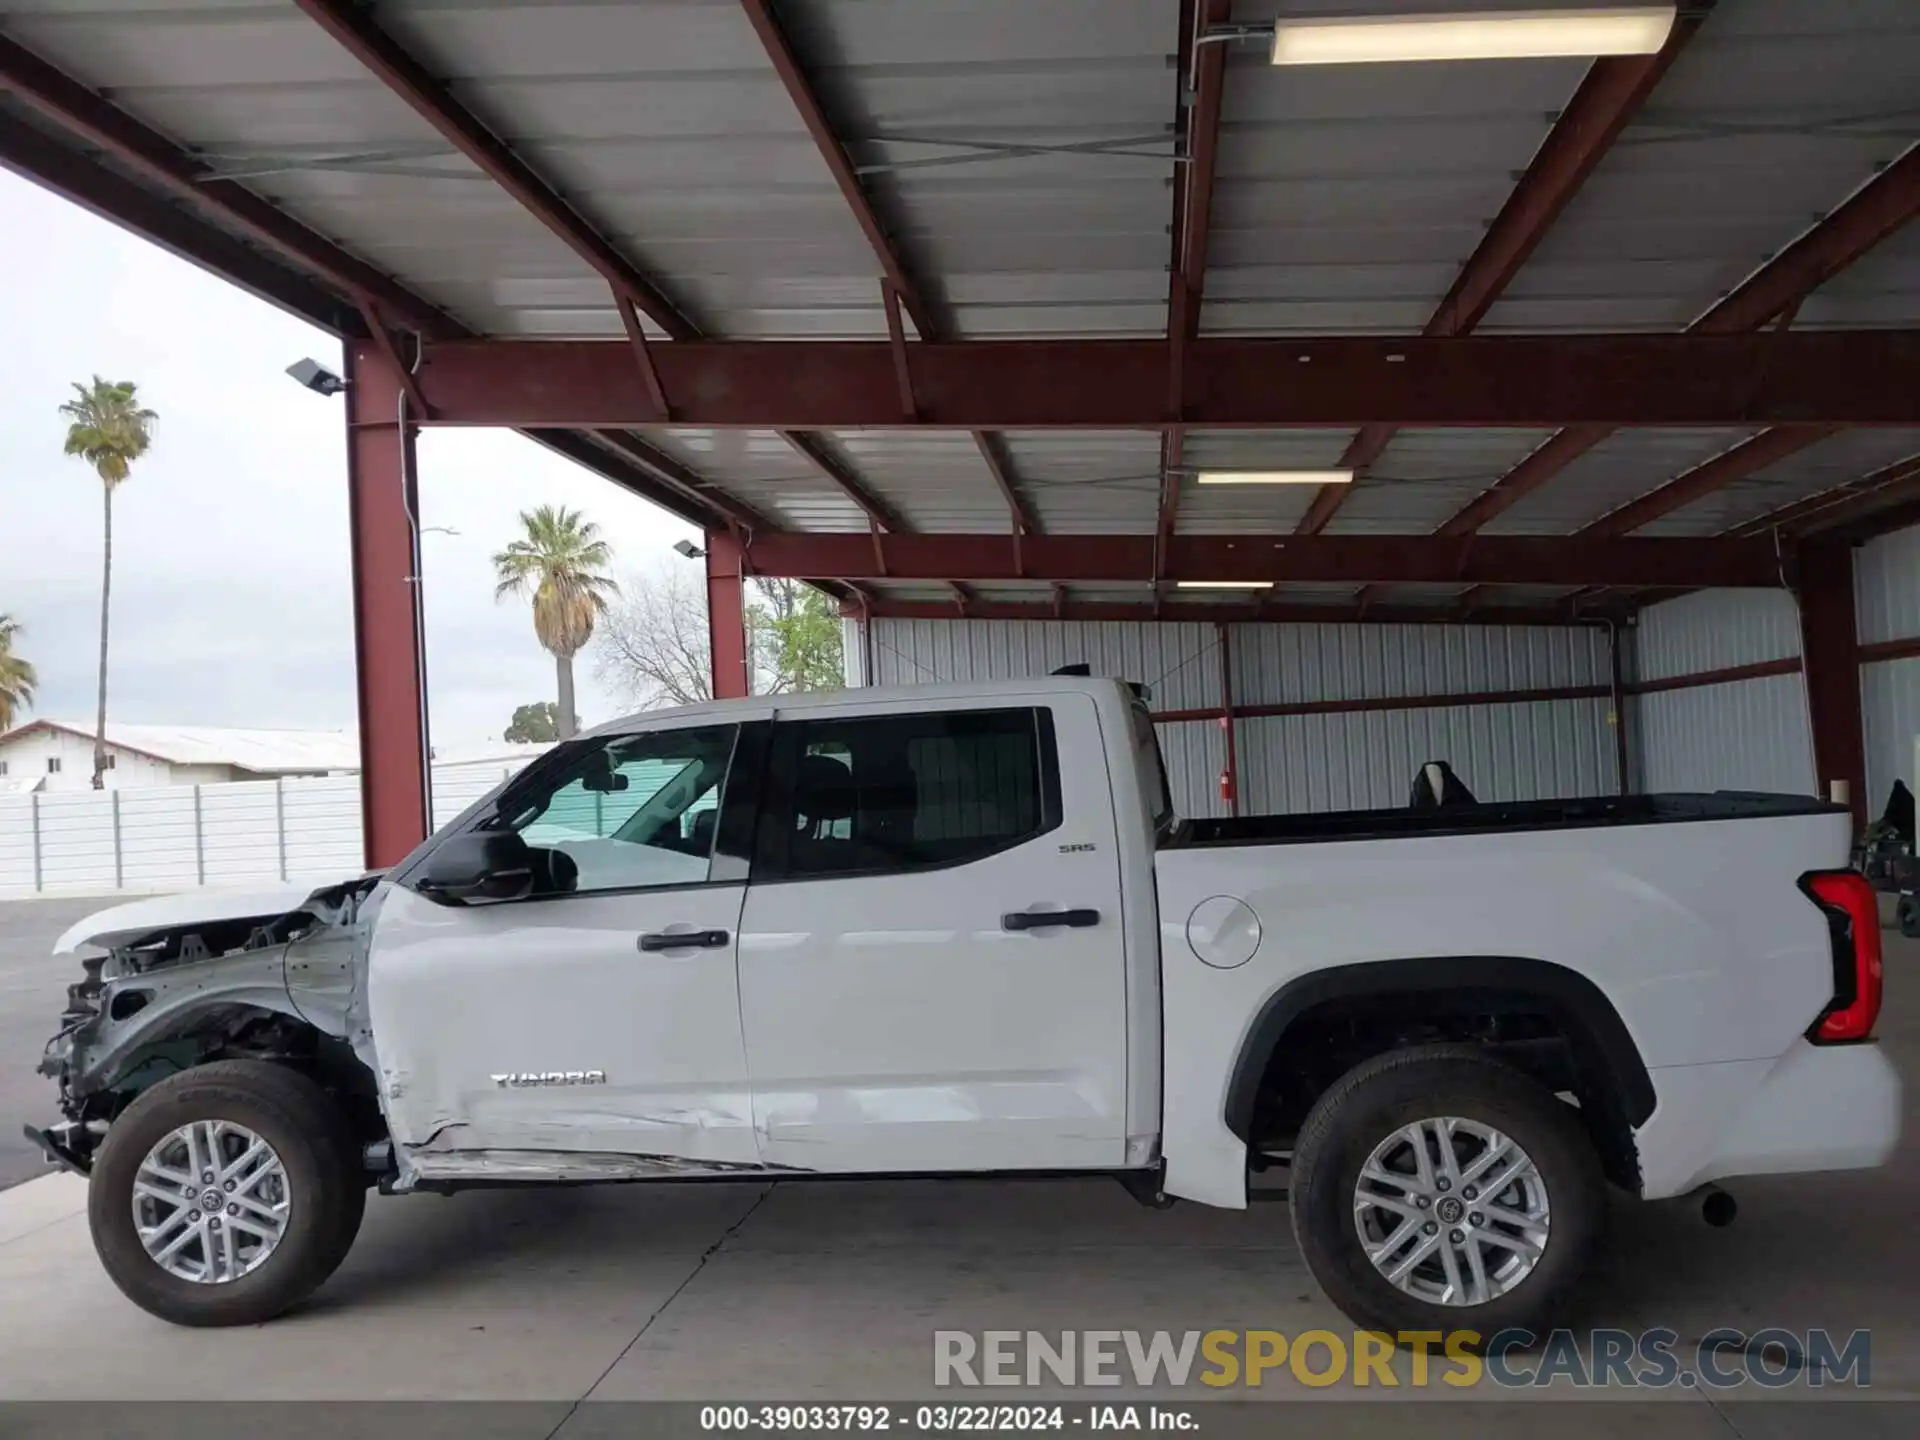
933;1328;1871;1390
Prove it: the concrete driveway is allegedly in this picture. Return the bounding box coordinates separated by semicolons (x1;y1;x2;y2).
0;897;102;1189
0;897;1912;1426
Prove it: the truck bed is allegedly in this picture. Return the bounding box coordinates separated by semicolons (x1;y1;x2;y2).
1168;791;1843;849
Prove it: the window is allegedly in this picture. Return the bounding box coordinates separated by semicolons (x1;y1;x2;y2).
765;707;1058;878
1129;697;1174;836
0;761;8;777
103;754;116;771
490;724;739;894
47;758;61;775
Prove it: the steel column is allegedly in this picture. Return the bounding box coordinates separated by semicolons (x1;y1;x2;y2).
706;530;752;700
1796;542;1868;830
344;342;431;868
1216;622;1239;816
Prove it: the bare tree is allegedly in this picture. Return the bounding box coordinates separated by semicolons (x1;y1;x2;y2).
594;565;713;708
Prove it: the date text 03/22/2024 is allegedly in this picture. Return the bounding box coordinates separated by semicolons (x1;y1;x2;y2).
699;1405;1192;1432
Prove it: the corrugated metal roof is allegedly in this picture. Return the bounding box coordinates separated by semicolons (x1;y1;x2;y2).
4;719;359;773
2;0;1915;580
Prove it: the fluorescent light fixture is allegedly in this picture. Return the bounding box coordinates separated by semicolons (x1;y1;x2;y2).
1195;469;1353;486
1270;6;1676;66
1176;580;1276;591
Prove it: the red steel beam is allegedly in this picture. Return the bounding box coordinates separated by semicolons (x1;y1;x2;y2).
740;2;1046;546
738;0;935;338
1699;143;1920;334
1577;425;1843;537
1157;0;1232;556
742;532;1782;588
848;598;1606;628
1798;541;1868;829
705;530;752;699
1436;142;1920;535
1297;10;1706;536
410;331;1920;429
0;31;454;336
343;344;431;867
291;0;697;340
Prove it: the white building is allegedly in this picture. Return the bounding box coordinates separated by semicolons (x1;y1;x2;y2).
0;720;360;793
0;720;557;794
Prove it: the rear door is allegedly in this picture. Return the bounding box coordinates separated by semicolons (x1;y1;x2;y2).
736;693;1129;1172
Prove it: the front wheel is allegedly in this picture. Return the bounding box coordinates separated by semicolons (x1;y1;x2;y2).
88;1060;367;1326
1288;1045;1606;1340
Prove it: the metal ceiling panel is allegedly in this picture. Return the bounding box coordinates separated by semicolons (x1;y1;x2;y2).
1484;0;1920;332
1323;429;1554;535
643;428;870;533
1650;429;1920;537
996;432;1162;535
827;430;1014;534
1175;430;1353;533
1480;429;1759;536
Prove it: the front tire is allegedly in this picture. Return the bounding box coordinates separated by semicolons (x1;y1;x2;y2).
1288;1045;1605;1340
88;1060;366;1327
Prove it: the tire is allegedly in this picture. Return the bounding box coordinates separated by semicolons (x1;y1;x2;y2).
1289;1044;1605;1341
88;1060;367;1327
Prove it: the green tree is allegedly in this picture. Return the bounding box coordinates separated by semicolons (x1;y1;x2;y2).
60;377;157;788
492;505;618;739
504;701;561;744
0;614;36;731
752;578;844;693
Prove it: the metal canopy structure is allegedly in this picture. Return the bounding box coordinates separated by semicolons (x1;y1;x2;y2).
3;0;1918;860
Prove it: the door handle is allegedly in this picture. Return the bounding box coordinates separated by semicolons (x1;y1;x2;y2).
638;929;730;952
1002;909;1100;932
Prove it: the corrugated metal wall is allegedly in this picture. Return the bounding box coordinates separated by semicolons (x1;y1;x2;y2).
849;617;1617;818
1627;591;1816;796
1856;524;1920;807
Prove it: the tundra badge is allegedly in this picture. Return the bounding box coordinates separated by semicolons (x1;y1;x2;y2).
490;1070;608;1088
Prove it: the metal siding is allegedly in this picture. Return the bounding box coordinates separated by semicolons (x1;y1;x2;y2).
1631;590;1803;681
1238;697;1615;815
1230;622;1609;708
1861;656;1920;811
1854;522;1920;647
1632;677;1816;796
1158;720;1228;822
860;617;1221;714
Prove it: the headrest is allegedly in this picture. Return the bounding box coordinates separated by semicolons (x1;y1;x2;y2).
794;753;856;822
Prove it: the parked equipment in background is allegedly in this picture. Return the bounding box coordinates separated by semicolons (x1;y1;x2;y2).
1409;759;1477;809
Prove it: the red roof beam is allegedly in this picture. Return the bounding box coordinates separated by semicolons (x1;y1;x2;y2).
741;532;1782;589
291;0;697;339
411;332;1920;429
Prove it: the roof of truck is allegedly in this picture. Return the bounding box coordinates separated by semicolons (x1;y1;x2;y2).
584;674;1129;736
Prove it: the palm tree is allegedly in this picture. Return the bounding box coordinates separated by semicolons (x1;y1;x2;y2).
60;377;157;788
0;614;36;731
492;506;618;738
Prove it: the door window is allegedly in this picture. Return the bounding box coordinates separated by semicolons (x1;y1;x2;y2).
763;708;1060;878
496;724;739;893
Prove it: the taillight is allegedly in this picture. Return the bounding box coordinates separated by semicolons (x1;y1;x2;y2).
1800;870;1884;1044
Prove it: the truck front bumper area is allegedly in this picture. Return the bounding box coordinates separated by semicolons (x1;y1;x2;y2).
1638;1039;1902;1200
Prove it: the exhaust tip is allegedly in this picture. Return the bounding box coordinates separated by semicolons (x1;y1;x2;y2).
1701;1187;1738;1228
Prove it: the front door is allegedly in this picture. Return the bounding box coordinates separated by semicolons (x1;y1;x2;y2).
370;715;771;1173
736;695;1129;1172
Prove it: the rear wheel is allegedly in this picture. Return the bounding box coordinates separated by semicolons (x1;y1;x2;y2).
1288;1045;1605;1340
88;1060;366;1327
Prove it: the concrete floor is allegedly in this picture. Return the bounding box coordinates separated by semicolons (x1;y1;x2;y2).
0;897;1912;1422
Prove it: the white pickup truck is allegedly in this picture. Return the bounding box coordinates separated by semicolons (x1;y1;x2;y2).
33;675;1899;1336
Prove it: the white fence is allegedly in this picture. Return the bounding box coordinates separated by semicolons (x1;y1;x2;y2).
0;764;525;899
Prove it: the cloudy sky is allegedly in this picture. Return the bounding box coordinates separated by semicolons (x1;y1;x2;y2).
0;168;699;748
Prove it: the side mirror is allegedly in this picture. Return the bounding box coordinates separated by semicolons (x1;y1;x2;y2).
414;831;535;905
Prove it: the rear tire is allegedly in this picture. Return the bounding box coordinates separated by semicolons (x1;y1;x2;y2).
88;1060;366;1327
1289;1045;1605;1341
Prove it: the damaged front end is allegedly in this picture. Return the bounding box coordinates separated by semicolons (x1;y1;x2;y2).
31;875;388;1176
